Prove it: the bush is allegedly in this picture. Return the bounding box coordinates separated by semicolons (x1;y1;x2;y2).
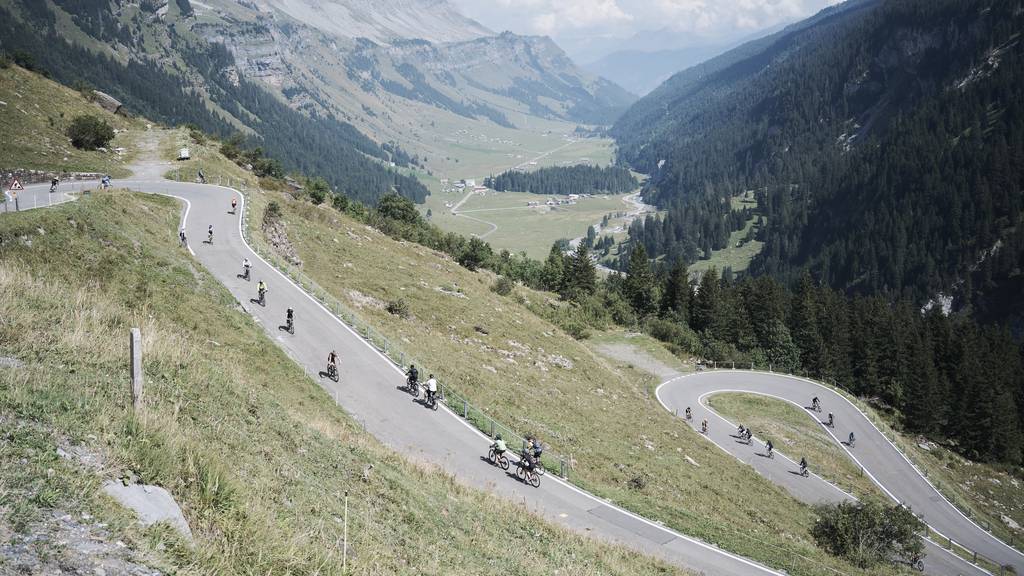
67;115;115;150
332;193;350;212
386;298;411;319
811;500;924;568
491;276;514;296
263;201;282;228
306;177;329;205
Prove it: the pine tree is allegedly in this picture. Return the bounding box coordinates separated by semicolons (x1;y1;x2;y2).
541;243;564;292
624;244;657;317
791;271;825;375
564;242;597;301
691;268;721;336
660;258;691;324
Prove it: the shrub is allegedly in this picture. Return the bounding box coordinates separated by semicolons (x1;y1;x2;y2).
811;500;924;568
332;193;350;212
67;115;115;150
386;298;411;319
491;276;514;296
263;201;282;228
306;177;329;205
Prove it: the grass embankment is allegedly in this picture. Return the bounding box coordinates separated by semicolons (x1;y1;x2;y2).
707;393;886;500
0;190;681;575
238;188;900;575
0;65;139;177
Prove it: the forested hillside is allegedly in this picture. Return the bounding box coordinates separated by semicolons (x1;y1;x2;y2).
611;0;1024;329
485;165;638;195
0;0;427;205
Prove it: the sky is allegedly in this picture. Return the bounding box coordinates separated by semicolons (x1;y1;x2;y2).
451;0;842;61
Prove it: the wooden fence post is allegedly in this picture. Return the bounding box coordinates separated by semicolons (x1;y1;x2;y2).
130;328;142;411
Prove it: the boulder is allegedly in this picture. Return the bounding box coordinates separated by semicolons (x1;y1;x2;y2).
91;90;123;115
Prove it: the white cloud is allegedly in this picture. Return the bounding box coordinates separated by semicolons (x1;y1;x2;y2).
491;0;633;35
654;0;833;35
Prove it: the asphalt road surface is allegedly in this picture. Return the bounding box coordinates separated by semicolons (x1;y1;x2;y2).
658;371;1024;575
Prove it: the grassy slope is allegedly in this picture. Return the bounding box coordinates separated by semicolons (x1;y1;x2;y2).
0;65;140;177
236;188;897;575
0;191;682;575
708;393;884;500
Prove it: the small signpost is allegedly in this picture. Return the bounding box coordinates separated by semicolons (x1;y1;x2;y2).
8;179;23;211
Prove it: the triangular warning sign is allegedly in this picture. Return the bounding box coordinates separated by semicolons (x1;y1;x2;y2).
9;179;24;191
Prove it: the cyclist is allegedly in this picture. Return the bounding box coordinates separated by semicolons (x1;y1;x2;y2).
490;434;507;458
701;419;708;434
231;196;238;213
765;439;774;457
799;457;808;476
207;225;214;244
49;177;59;193
848;431;855;447
520;444;537;471
257;280;267;304
737;424;746;436
827;412;834;428
406;364;419;388
532;438;544;460
425;374;438;405
327;350;338;378
285;307;294;333
179;229;188;247
684;406;692;420
811;396;820;411
242;257;252;280
744;428;753;443
100;175;111;189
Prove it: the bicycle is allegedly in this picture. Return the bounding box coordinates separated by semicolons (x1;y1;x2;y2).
515;461;541;487
487;448;510;470
326;362;339;382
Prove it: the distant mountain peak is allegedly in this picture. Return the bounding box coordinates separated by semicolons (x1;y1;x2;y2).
257;0;492;44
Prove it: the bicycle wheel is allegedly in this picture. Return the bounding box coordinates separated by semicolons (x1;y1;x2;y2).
516;465;525;481
535;464;545;476
528;470;540;488
498;454;509;470
487;449;496;464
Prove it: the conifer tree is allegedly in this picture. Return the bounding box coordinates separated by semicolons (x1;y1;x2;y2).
624;244;657;317
691;267;721;336
564;242;597;301
661;258;691;324
541;243;565;292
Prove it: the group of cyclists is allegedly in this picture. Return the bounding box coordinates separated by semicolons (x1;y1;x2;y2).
488;433;545;486
682;395;858;478
404;364;439;409
47;175;110;194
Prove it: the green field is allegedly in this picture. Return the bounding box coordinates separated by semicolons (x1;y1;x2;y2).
422;189;637;258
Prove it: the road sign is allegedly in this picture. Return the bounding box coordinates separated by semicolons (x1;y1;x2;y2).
9;179;23;192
